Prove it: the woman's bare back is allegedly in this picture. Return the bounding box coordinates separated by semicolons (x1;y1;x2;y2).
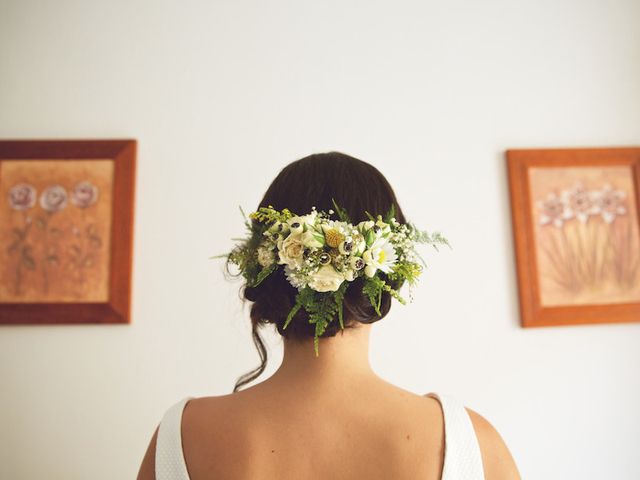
180;379;446;480
139;375;519;480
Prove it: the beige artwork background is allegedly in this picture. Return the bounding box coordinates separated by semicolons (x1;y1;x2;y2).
529;165;640;307
0;159;114;303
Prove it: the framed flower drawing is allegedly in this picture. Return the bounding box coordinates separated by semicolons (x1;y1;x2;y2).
0;140;136;324
506;147;640;327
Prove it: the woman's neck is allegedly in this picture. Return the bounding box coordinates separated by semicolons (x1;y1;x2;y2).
264;324;377;391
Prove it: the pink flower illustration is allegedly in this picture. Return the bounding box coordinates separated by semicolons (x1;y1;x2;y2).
8;183;37;211
70;181;99;209
593;184;626;224
39;185;68;213
560;183;600;224
537;193;572;228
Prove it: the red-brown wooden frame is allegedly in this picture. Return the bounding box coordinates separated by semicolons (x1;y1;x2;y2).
506;146;640;328
0;139;136;324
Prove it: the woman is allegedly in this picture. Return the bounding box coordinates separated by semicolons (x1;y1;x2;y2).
138;152;520;480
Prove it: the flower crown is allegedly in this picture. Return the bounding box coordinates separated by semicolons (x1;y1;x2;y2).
217;200;449;355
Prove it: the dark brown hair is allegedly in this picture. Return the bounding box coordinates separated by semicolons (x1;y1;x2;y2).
232;152;406;392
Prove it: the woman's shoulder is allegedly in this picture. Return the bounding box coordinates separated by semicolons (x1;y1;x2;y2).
463;407;520;480
136;395;229;480
421;392;520;479
424;392;520;479
180;394;251;447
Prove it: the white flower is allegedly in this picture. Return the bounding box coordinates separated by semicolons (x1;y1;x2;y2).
257;245;275;267
287;216;305;234
40;185;68;213
352;233;366;255
70;181;99;209
338;236;355;255
342;257;364;282
593;184;627;224
350;256;365;271
560;183;599;224
278;232;317;268
362;237;397;277
278;232;306;267
268;221;289;236
8;183;36;211
284;265;307;289
357;220;375;232
301;230;324;249
308;265;345;292
536;193;572;228
375;218;391;235
364;265;376;278
300;210;318;227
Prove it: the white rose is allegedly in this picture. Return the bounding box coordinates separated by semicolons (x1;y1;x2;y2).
308;265;345;292
278;233;305;267
257;246;275;267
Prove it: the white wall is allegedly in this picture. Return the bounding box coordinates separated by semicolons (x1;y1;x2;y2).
1;0;639;478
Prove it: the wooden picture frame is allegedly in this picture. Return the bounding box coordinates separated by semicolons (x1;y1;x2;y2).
506;147;640;327
0;139;136;324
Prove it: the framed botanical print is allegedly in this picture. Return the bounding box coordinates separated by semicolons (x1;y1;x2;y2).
506;147;640;327
0;139;136;324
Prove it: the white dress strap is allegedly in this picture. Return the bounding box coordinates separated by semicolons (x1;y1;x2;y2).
155;397;194;480
428;393;485;480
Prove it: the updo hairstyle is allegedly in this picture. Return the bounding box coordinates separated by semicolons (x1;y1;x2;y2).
232;152;406;391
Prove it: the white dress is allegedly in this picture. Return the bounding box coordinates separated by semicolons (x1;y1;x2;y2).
155;393;485;480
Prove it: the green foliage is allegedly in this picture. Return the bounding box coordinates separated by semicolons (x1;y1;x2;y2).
239;205;251;230
383;204;396;223
283;287;313;330
217;207;277;286
331;198;351;223
284;282;350;356
249;206;293;224
410;226;451;251
362;277;383;315
364;229;376;247
253;263;276;287
381;279;406;304
334;281;347;330
362;276;406;316
227;244;258;282
388;261;422;285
